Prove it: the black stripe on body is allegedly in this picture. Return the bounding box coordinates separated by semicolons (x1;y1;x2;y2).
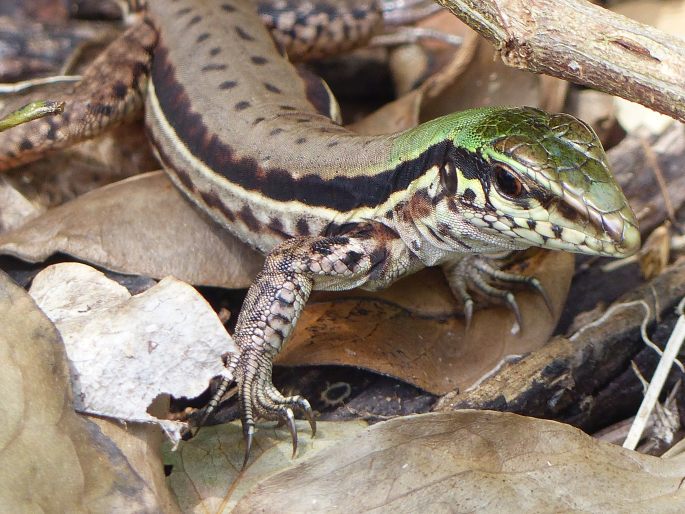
151;44;452;212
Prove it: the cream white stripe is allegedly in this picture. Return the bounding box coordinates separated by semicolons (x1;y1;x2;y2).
147;80;438;221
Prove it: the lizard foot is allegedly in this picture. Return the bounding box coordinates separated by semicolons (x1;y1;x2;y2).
444;255;553;332
239;350;316;469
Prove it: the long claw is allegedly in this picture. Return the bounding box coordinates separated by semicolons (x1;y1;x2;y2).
529;277;554;315
301;399;317;437
242;422;254;470
200;375;231;425
464;298;474;329
285;408;298;458
504;292;522;331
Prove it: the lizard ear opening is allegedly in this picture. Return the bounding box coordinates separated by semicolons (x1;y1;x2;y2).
439;160;458;195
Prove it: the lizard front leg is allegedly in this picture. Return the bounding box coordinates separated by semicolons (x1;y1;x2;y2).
226;230;396;467
442;255;553;332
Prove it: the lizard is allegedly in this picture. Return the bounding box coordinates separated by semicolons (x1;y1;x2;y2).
0;0;640;467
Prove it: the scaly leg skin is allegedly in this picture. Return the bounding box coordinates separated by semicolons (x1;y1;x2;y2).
442;255;553;333
219;233;392;468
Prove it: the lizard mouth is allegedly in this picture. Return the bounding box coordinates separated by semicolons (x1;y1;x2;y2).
554;194;641;256
507;200;641;257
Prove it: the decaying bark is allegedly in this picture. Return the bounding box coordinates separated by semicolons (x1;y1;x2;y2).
438;0;685;122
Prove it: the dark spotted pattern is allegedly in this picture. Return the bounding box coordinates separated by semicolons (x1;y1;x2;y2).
235;26;255;41
239;205;260;231
219;80;237;89
462;188;476;203
151;42;457;211
87;103;114;116
200;189;236;222
268;217;288;237
112;81;128;99
296;218;310;236
257;0;382;61
250;56;268;65
263;82;282;94
202;63;227;71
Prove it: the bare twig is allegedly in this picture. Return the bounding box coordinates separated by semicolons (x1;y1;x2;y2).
623;297;685;451
436;0;685;122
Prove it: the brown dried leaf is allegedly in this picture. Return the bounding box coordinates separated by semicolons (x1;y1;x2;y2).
349;16;480;135
419;35;568;122
0;269;165;511
4;122;159;208
0;171;264;288
278;250;573;395
234;411;685;513
351;10;566;134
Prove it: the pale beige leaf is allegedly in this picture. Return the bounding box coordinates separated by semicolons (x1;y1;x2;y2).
234;411;685;513
164;420;368;514
0;171;264;288
0;269;164;511
28;262;235;441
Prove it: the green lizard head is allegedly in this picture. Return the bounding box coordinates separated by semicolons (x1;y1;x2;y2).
402;107;640;258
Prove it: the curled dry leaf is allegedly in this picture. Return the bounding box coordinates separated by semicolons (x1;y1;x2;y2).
279;250;573;395
639;222;672;280
0;269;163;512
234;411;685;513
28;262;235;441
0;171;264;288
165;420;368;514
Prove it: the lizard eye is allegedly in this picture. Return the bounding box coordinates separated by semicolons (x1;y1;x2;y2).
492;163;523;198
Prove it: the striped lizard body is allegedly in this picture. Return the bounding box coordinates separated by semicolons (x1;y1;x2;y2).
0;0;640;466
